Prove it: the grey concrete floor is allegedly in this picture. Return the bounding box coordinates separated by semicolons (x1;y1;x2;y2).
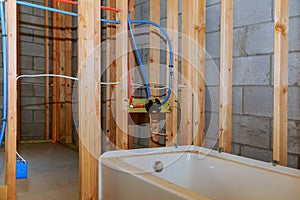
0;143;79;200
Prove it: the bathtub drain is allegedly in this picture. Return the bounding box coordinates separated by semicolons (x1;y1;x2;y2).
153;161;164;173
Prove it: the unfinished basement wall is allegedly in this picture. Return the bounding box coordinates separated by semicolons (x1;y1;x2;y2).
18;0;50;140
132;0;300;168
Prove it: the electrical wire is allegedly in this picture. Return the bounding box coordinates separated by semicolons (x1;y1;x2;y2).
55;0;78;5
131;19;173;105
100;6;120;13
16;74;79;81
128;13;151;99
101;19;120;24
0;2;7;147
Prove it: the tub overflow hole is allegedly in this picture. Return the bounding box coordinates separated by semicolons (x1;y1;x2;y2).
153;161;164;173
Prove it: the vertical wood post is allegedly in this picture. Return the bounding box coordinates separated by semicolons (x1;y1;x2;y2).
193;0;206;146
115;1;128;149
78;0;101;198
181;1;194;145
219;0;234;153
6;0;17;199
106;0;117;151
273;0;289;166
166;0;178;146
149;0;161;148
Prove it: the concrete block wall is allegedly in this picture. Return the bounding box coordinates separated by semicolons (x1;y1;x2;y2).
133;0;300;168
18;0;49;140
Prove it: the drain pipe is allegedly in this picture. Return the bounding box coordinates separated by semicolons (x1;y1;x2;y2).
0;1;7;146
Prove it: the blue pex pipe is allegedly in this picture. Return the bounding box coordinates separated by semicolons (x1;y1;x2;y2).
128;13;151;99
0;2;7;146
101;19;120;24
131;19;174;105
16;1;79;17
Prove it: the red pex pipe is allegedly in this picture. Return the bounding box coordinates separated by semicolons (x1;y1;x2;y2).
101;6;120;13
55;0;78;5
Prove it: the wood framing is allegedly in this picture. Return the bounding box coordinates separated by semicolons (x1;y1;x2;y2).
219;0;233;153
115;0;129;149
166;0;178;146
0;186;7;200
106;0;117;151
273;0;289;166
193;0;206;146
6;0;17;199
45;0;50;140
78;0;101;198
128;0;135;149
181;1;194;145
149;0;161;148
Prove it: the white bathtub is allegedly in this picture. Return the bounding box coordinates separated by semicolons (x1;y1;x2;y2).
99;146;300;200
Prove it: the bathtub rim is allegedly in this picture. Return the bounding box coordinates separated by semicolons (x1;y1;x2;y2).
99;145;300;199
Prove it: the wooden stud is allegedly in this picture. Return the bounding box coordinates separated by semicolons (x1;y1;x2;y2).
16;4;21;142
166;0;178;146
193;0;206;146
273;0;289;166
0;186;7;200
52;1;58;143
219;0;233;153
78;0;101;198
65;3;73;144
6;0;17;199
115;0;129;150
45;0;50;140
149;0;161;148
106;0;117;151
128;0;135;149
181;1;194;145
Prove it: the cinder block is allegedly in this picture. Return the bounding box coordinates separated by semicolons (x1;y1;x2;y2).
205;112;219;140
241;146;272;163
233;86;243;114
20;5;33;15
205;59;220;86
20;42;44;57
232;143;241;156
34;110;45;123
288;17;300;51
205;86;219;113
288;121;300;154
20;84;33;97
20;55;33;70
287;53;300;86
21;123;45;138
161;0;166;19
33;29;45;44
203;138;218;150
206;31;220;59
21;97;45;110
33;85;45;97
233;0;272;28
288;87;300;120
232;115;271;148
20;110;33;124
233;55;271;85
33;8;44;17
290;0;300;17
206;4;220;33
135;1;150;20
19;14;44;25
33;57;45;70
233;23;274;56
244;86;273;117
206;0;220;7
288;154;299;169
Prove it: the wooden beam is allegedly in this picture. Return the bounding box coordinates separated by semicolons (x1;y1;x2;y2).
166;0;178;146
52;1;58;143
181;1;194;145
128;0;135;149
219;0;233;153
6;0;17;199
149;0;160;148
273;0;289;166
65;3;73;144
115;0;128;149
193;0;206;146
0;186;7;200
45;0;50;140
106;0;117;151
78;0;101;198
